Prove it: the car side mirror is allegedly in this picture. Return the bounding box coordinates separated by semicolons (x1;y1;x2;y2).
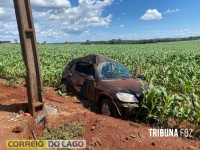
86;75;94;80
137;74;145;79
134;63;142;78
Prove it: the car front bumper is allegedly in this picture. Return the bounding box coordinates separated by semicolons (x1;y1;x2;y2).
116;102;140;116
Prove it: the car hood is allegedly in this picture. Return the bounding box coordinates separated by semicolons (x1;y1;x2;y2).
102;78;147;97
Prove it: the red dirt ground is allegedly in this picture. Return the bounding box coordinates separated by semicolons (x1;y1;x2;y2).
0;78;199;150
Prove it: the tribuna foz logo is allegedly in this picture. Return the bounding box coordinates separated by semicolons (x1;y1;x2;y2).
149;128;193;137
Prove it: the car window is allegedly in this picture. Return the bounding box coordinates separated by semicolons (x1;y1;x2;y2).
75;62;95;76
97;62;132;79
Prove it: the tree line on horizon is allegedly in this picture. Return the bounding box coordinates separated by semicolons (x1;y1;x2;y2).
78;36;200;45
19;36;200;44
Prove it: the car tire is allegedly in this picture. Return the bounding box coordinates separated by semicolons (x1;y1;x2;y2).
101;99;119;117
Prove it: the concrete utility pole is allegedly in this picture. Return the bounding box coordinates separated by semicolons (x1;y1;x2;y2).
13;0;43;116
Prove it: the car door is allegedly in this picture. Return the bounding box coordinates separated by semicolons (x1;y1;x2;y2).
70;62;86;92
70;62;94;92
81;75;96;101
70;61;96;100
81;64;96;101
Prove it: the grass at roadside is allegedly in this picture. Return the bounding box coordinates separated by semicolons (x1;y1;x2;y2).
41;121;85;140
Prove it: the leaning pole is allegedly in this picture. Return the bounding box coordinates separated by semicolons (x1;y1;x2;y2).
13;0;43;116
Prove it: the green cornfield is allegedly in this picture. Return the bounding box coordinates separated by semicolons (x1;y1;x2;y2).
0;40;199;127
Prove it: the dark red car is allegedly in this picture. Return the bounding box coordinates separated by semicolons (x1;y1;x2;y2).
61;54;148;117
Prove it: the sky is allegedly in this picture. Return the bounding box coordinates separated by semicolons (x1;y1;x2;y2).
1;0;200;43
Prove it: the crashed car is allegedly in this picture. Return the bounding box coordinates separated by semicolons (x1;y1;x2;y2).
61;54;148;117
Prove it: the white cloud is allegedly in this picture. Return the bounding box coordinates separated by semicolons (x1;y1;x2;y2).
0;8;5;16
0;6;15;22
33;11;48;18
0;3;18;42
39;0;113;34
31;0;71;9
0;0;113;42
164;9;180;14
140;9;162;21
120;24;124;28
39;28;68;38
0;21;18;42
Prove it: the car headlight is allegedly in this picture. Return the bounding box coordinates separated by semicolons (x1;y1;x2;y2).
116;93;138;103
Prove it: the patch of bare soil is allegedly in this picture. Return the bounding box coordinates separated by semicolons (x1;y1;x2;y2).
0;78;199;150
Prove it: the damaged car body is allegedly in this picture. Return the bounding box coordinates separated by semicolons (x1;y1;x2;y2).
61;54;148;117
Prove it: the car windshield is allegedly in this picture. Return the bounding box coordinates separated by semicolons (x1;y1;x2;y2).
97;62;133;79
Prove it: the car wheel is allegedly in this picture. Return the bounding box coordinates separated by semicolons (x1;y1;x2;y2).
101;99;119;117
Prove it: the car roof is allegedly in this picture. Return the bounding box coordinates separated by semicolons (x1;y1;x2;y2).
68;54;118;67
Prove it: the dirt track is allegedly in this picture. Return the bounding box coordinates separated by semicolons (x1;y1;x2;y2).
0;79;199;150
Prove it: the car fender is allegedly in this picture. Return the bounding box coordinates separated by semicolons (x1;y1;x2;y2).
111;99;122;116
97;92;122;116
